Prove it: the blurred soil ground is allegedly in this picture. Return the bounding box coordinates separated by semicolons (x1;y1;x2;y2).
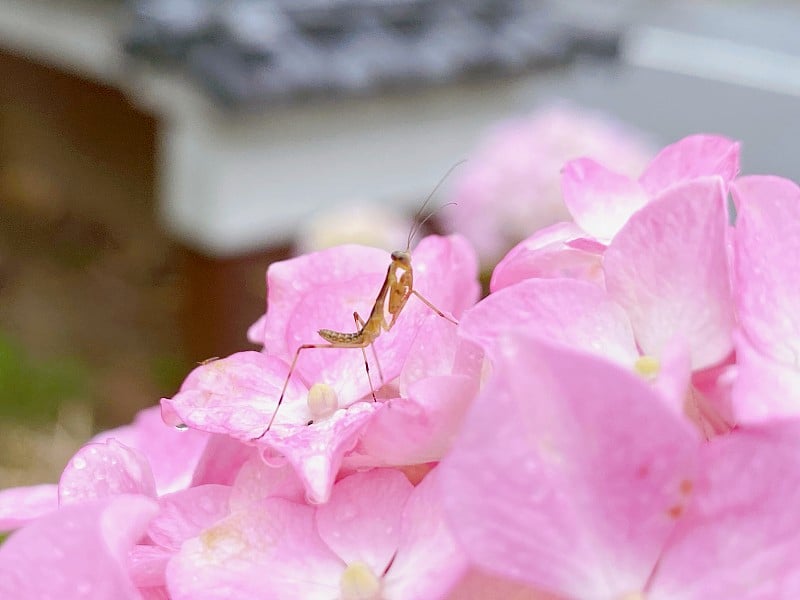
0;50;189;487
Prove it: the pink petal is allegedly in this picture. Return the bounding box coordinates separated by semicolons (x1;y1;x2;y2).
490;222;605;292
260;244;388;357
443;104;654;265
652;337;693;415
93;406;208;495
190;435;255;487
440;333;700;598
129;544;172;589
651;422;800;598
246;313;267;346
167;498;343;600
731;334;800;423
283;270;408;402
161;351;309;436
639;134;740;197
260;402;378;504
562;158;648;240
229;457;306;510
412;234;480;320
277;235;477;406
0;495;158;599
352;374;478;466
147;485;231;550
731;175;800;365
398;308;481;391
59;440;157;505
461;277;638;366
0;484;57;531
316;470;413;575
383;468;469;600
139;588;170;600
604;176;734;369
689;356;736;431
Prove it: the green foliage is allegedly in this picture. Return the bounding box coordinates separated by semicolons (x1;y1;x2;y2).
0;333;90;424
150;353;190;395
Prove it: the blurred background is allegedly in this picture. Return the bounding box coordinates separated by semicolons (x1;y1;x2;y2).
0;0;798;487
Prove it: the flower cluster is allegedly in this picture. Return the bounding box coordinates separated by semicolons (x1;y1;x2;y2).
3;134;800;599
442;104;654;269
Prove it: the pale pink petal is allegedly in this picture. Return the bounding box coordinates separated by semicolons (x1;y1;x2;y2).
284;269;408;403
139;588;170;600
443;104;654;265
490;222;605;292
652;337;693;416
461;277;638;366
167;498;343;600
129;544;172;589
731;176;800;365
93;406;208;495
260;402;378;504
278;236;477;406
0;484;57;531
59;440;157;505
604;176;734;369
731;334;800;423
383;468;469;600
352;374;477;466
0;495;158;599
689;356;736;431
260;244;388;357
229;457;306;510
148;485;231;550
190;435;256;486
316;470;413;575
651;422;800;599
411;234;480;320
161;351;309;436
562;158;648;240
268;245;399;406
398;313;480;394
246;313;267;346
440;333;700;598
639;134;740;197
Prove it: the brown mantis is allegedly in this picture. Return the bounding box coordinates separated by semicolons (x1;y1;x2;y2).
254;167;462;439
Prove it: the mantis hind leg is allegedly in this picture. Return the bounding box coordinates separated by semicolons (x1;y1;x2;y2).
252;343;332;440
354;312;382;401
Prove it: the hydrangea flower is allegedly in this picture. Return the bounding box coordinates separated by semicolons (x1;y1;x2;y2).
163;234;480;503
492;134;739;291
467;176;736;435
443;104;654;268
3;132;800;599
440;332;800;598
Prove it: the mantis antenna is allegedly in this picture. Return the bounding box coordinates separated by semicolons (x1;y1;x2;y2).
405;159;466;251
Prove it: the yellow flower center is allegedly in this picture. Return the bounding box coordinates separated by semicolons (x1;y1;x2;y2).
307;383;338;419
340;561;382;600
634;355;660;380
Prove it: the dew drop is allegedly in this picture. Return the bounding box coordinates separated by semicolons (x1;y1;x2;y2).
175;423;189;431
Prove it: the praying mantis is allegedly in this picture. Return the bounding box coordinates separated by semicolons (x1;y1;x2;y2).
254;168;462;439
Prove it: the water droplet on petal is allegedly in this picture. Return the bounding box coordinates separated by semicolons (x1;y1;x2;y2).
175;423;189;431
